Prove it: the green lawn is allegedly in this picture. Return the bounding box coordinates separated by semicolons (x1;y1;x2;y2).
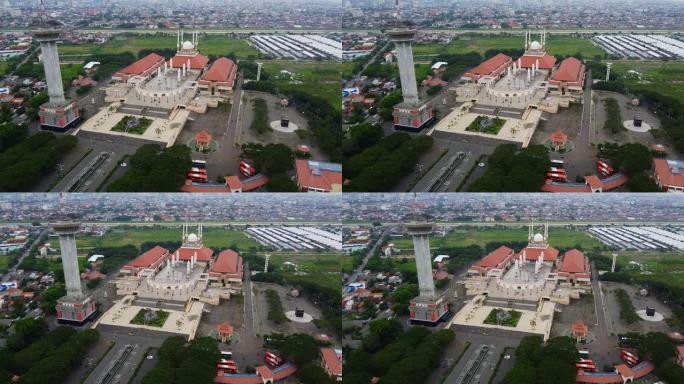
0;255;10;272
412;35;605;60
390;227;603;251
612;61;684;105
58;34;260;60
263;61;341;111
270;252;341;291
0;61;9;76
341;61;357;79
52;226;262;254
608;251;684;290
60;63;83;85
341;254;355;274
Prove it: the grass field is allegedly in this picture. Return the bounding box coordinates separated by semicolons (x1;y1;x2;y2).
269;252;340;291
53;226;262;254
610;251;684;289
263;61;341;110
341;61;357;79
0;255;10;272
412;35;605;60
0;61;9;76
390;227;604;251
341;254;355;274
612;61;684;105
58;34;260;60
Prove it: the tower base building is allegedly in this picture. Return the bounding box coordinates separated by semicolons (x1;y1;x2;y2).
56;295;97;325
393;101;435;132
409;295;449;325
39;101;81;131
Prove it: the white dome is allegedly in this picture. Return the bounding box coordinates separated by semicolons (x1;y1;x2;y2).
533;233;544;242
530;41;542;50
187;233;198;242
182;41;195;50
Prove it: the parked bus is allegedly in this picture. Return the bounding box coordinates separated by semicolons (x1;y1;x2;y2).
549;167;566;174
192;159;207;169
187;172;208;183
265;351;283;367
578;350;590;359
575;363;596;371
240;161;256;177
551;159;565;169
547;172;567;182
217;364;237;373
190;167;207;174
621;350;639;366
220;351;233;358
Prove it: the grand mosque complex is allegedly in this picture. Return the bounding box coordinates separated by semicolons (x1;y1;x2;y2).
73;29;238;147
93;223;244;339
431;30;586;147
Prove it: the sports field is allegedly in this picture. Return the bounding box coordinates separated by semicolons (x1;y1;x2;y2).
412;34;605;60
612;61;684;105
263;61;341;110
58;34;260;60
389;226;604;251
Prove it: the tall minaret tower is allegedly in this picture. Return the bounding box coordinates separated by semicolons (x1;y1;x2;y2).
385;0;433;132
405;212;448;325
33;0;80;131
53;194;96;324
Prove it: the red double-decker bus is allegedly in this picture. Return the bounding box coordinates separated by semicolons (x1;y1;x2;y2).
187;172;208;183
620;350;639;366
265;351;283;367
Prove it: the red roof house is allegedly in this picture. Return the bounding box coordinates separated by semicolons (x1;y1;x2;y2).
295;159;342;192
112;53;165;83
121;245;170;275
463;53;512;82
198;57;237;96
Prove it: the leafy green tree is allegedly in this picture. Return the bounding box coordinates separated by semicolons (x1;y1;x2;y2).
503;360;537;384
626;174;661;192
278;334;320;366
655;361;684;384
610;143;652;176
297;363;335;384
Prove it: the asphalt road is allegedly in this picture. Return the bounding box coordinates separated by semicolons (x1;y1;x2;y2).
347;228;389;284
589;261;621;369
2;228;48;282
580;70;594;148
444;327;524;384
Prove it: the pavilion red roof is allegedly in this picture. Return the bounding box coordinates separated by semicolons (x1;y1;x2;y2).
117;53;165;76
195;129;212;143
549;129;568;143
571;319;588;333
217;321;234;335
467;53;511;76
560;249;587;273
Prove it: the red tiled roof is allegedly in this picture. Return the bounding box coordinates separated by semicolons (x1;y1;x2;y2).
654;158;684;188
195;129;212;143
467;53;511;76
169;53;209;70
255;366;273;380
217;321;233;335
585;175;603;190
677;345;684;357
240;174;270;192
518;54;556;69
225;176;242;191
615;364;633;378
295;159;342;192
320;348;342;377
560;249;587;273
552;57;584;82
519;246;559;262
175;246;213;261
126;246;169;268
572;319;588;332
476;246;514;268
200;57;237;83
549;128;567;143
215;364;297;384
117;53;165;76
211;249;242;276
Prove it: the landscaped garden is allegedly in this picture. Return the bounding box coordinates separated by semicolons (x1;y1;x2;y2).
130;308;170;327
466;115;506;134
111;115;153;135
483;308;522;327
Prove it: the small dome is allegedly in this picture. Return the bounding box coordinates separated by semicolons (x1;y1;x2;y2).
182;41;195;50
187;233;198;242
530;41;542;50
533;233;544;242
